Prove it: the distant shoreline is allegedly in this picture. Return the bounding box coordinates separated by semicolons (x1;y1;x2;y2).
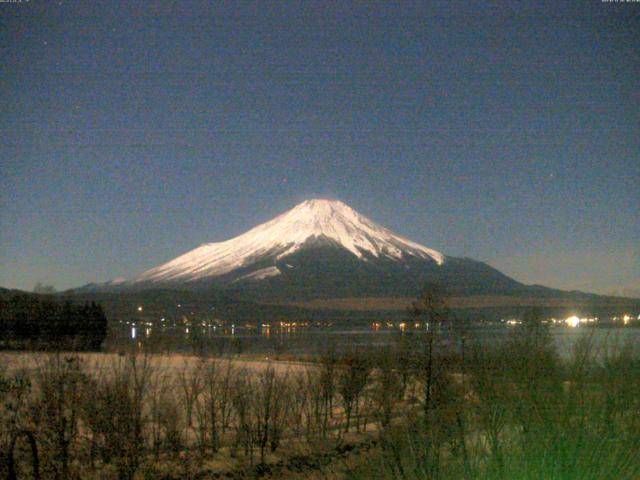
276;294;640;311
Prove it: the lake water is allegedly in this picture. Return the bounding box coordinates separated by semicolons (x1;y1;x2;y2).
111;323;640;358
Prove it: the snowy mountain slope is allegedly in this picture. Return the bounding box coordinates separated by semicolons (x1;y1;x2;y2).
79;198;532;300
133;199;444;285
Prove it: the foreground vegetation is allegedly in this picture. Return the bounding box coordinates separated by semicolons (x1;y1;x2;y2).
1;303;639;479
346;324;640;480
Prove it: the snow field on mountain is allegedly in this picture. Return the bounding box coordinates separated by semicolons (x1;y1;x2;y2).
134;199;444;284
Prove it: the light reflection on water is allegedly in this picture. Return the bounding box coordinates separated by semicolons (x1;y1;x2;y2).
116;324;640;358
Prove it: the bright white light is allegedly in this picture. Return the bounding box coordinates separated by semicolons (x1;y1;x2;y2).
131;327;136;339
137;305;143;312
565;316;580;328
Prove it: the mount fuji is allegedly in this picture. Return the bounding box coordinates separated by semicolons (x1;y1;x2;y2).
95;199;531;301
137;199;444;283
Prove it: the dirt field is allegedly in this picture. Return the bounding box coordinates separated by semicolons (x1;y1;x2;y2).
0;351;313;376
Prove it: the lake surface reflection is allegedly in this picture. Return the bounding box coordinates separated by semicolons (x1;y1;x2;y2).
110;323;640;358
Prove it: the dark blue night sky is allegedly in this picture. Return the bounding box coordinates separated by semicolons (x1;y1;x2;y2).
1;1;638;295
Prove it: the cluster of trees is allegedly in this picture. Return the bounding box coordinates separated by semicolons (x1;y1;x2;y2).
0;293;108;350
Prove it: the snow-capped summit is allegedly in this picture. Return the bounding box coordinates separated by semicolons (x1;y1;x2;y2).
82;198;528;300
73;198;633;311
134;199;444;285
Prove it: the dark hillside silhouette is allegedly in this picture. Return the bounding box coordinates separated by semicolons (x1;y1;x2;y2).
0;292;107;350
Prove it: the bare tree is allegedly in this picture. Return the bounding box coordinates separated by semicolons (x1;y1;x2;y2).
32;354;85;479
230;368;253;461
337;351;371;432
251;365;291;464
145;357;168;459
0;368;33;475
288;371;310;439
6;430;40;480
411;285;449;422
304;368;328;440
157;391;183;457
218;359;236;436
200;359;223;453
80;353;153;480
177;359;204;431
319;346;338;436
371;350;402;429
